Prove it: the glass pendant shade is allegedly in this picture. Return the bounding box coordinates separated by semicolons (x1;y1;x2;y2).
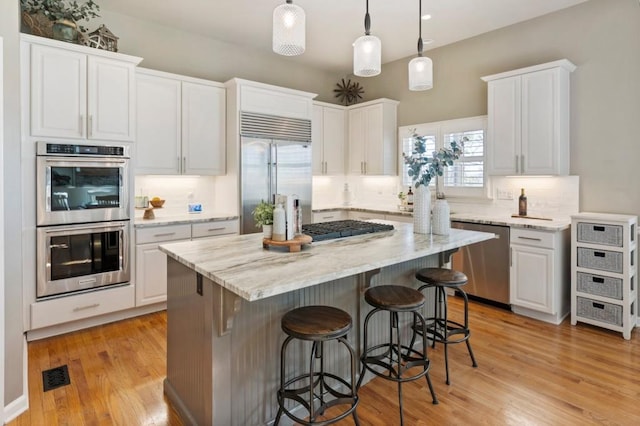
408;56;433;90
353;35;381;76
272;1;305;56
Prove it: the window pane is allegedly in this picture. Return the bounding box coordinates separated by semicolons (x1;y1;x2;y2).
444;129;484;188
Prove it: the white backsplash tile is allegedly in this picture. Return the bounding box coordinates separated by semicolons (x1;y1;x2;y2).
135;175;217;216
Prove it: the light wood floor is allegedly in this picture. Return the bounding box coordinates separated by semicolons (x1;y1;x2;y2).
8;297;640;425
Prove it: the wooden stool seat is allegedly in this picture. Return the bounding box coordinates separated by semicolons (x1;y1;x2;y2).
364;285;425;311
415;267;468;287
282;306;352;341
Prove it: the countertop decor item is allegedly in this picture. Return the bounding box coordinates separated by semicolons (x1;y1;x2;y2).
20;0;100;40
403;131;464;234
253;200;275;238
149;197;165;208
262;234;312;252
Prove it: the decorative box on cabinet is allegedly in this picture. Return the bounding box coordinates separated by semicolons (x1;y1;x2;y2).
571;213;637;339
136;68;226;175
510;227;570;324
22;34;142;142
347;98;399;176
482;59;575;176
312;102;346;175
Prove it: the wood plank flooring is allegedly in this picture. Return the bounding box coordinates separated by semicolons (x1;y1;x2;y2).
8;297;640;425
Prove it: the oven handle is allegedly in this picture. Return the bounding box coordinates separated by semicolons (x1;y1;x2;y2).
44;158;127;164
40;221;129;236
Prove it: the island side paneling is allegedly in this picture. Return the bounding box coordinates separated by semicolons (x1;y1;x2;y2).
164;254;441;425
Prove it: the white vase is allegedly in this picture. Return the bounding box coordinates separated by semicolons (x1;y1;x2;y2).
262;224;273;239
432;199;451;235
413;185;431;234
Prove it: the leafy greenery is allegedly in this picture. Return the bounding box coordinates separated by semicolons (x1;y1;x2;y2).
403;131;466;188
252;200;274;228
21;0;100;31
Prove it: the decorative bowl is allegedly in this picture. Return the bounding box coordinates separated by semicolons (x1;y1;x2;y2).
149;199;165;208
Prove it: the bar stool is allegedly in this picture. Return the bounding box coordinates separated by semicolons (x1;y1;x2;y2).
357;285;438;426
274;305;360;426
413;267;477;385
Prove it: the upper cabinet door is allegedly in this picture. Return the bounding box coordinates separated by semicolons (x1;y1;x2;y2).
311;104;324;175
486;76;520;176
87;56;135;141
348;107;366;174
135;73;181;174
182;82;226;175
322;106;346;175
30;44;87;139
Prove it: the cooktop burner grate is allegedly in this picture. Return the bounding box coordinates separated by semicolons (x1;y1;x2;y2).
302;220;394;242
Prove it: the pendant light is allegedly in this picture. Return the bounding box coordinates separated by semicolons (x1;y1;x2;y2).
408;0;433;90
273;0;305;56
353;0;381;77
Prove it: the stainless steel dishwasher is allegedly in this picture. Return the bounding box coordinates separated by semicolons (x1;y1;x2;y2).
451;221;511;308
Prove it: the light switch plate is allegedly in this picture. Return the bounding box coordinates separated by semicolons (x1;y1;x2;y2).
496;188;514;200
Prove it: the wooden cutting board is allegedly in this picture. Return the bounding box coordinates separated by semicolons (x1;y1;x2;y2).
511;214;553;221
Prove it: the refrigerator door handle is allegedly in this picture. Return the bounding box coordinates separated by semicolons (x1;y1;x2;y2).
271;144;278;203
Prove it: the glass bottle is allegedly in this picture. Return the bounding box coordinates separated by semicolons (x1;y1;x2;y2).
407;186;414;205
518;188;527;216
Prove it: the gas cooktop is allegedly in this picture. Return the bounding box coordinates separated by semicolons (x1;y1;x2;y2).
302;220;394;242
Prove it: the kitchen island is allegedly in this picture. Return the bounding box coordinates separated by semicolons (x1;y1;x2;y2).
159;221;493;425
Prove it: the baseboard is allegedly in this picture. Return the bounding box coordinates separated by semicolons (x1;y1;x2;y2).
4;338;29;422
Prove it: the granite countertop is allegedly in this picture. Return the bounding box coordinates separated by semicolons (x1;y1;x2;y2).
313;206;570;231
159;220;494;302
134;212;238;228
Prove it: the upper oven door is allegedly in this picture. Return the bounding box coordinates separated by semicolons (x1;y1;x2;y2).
37;156;130;226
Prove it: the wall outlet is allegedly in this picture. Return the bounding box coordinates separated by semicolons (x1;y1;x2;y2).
496;188;514;200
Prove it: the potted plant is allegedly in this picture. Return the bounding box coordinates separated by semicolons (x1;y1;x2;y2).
252;200;275;239
20;0;100;42
403;132;465;234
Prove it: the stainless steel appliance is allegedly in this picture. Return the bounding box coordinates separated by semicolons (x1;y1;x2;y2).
302;220;394;242
36;141;130;226
451;221;511;307
36;220;130;299
240;112;312;234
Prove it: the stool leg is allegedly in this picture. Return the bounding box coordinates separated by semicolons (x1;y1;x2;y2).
442;287;451;385
460;288;478;368
392;311;405;426
415;312;438;405
275;336;293;426
339;336;361;426
356;308;376;391
309;341;318;422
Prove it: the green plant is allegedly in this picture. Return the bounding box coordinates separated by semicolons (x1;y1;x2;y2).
252;200;274;228
21;0;100;31
403;131;466;188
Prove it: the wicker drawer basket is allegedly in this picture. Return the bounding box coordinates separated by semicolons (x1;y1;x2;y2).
576;296;623;326
577;222;624;247
576;272;623;300
577;247;623;273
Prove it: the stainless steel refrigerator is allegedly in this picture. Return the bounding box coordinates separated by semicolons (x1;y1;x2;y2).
241;138;312;234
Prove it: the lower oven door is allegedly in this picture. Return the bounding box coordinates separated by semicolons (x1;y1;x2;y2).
37;221;130;299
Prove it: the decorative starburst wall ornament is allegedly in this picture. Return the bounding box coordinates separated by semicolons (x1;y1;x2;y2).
333;79;364;106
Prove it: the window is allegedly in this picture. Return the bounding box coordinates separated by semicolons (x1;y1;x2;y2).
399;116;487;198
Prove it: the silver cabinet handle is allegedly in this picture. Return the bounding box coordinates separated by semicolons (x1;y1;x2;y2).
183;157;187;174
510;247;512;267
79;114;84;136
360;161;364;174
364;161;367;174
207;227;226;232
518;236;542;241
154;232;176;238
515;155;519;174
88;115;93;137
521;155;525;174
73;303;99;312
322;215;334;219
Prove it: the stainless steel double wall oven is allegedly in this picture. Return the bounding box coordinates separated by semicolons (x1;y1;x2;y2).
36;142;131;299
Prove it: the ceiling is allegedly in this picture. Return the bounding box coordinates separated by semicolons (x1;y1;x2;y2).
98;0;588;74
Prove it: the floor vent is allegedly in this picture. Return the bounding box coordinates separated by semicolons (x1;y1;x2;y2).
42;365;71;392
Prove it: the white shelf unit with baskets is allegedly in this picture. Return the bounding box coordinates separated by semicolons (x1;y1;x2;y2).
571;213;637;339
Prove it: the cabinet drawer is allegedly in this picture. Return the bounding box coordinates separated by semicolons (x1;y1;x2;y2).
347;211;386;221
313;211;347;223
136;224;191;244
31;284;135;329
192;220;239;239
510;228;555;249
577;247;623;273
577;222;624;247
576;272;623;300
576;296;622;326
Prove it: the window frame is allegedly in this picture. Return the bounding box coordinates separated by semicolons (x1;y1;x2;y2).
399;116;488;199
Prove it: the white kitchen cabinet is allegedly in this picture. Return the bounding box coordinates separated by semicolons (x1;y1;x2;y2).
571;213;637;339
510;227;570;324
347;98;399;176
312;102;346;175
135;220;238;306
25;35;141;141
348;211;386;221
385;214;413;224
313;210;348;223
136;68;226;175
482;60;575;176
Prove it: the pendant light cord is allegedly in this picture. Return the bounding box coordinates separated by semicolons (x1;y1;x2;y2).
417;0;423;56
364;0;371;35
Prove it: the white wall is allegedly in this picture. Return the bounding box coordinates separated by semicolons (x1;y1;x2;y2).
0;35;6;426
0;0;25;417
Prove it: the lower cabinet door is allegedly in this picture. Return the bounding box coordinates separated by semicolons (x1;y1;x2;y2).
136;240;187;306
510;244;555;313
